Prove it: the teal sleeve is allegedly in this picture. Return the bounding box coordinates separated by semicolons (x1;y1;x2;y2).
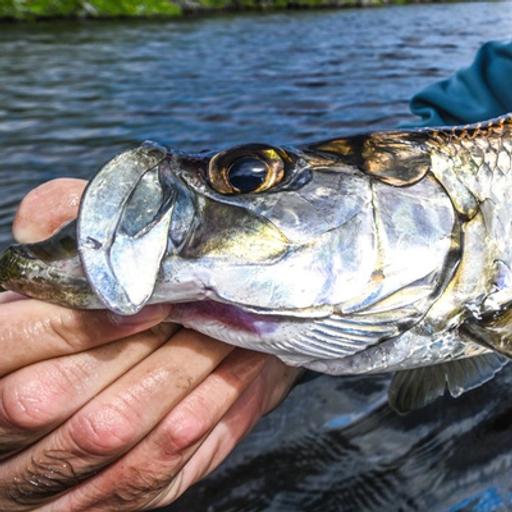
409;40;512;127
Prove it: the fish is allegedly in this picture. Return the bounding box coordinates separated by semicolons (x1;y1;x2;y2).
1;115;512;413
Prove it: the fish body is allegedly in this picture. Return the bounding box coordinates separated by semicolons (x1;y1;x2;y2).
2;115;512;412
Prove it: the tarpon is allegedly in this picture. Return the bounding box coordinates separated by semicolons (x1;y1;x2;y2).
2;115;512;412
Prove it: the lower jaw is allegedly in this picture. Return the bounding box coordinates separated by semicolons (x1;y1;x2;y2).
167;299;282;335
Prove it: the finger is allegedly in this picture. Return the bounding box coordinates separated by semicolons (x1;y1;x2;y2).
0;323;178;460
152;358;301;508
0;330;232;510
13;179;86;243
0;300;172;377
39;349;270;512
0;292;26;305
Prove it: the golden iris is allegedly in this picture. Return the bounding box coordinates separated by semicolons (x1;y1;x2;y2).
208;147;286;195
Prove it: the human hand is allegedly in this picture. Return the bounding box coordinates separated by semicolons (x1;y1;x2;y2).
0;179;301;511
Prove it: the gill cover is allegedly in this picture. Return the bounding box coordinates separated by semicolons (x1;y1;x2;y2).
78;143;171;315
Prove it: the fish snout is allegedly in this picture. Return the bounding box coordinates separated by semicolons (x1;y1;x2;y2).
77;143;195;315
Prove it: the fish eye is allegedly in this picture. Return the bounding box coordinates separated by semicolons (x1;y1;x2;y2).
208;145;286;195
227;157;268;193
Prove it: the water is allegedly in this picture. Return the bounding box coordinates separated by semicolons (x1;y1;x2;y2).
1;2;512;510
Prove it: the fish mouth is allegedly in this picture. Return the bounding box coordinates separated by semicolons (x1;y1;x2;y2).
77;142;196;316
0;143;198;313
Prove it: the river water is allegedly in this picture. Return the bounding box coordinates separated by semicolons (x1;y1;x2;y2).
1;2;512;511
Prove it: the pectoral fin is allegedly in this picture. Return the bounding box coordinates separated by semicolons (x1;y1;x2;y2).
388;353;507;414
462;308;512;358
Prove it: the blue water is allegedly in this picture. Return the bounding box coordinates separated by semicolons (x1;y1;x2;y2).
1;2;512;510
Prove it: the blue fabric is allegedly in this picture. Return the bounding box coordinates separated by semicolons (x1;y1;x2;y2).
296;40;512;387
409;40;512;127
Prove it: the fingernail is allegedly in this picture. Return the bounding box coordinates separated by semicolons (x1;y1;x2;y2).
109;304;172;327
13;223;40;244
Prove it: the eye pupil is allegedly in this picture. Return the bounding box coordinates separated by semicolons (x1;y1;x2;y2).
228;157;268;193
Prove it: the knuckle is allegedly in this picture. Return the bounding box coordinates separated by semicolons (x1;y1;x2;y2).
47;309;93;352
158;406;208;455
0;378;55;431
68;403;137;456
0;357;88;432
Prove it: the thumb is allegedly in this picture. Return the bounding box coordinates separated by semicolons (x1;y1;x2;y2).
13;178;87;243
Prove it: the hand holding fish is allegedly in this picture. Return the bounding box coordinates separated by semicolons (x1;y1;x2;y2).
1;114;512;512
0;179;300;511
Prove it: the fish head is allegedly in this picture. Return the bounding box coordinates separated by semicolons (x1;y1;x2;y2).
0;134;459;362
